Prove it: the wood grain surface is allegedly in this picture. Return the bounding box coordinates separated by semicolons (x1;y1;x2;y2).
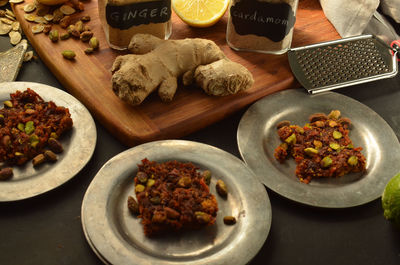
12;0;340;146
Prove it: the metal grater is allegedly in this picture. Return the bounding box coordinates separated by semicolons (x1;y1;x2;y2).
288;35;399;94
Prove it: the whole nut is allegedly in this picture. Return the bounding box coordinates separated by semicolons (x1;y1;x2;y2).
49;30;59;42
44;150;58;161
89;37;99;50
61;50;76;60
32;153;46;166
80;31;93;42
0;167;13;180
59;15;71;28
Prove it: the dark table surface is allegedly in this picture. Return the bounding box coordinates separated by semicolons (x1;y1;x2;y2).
1;18;400;265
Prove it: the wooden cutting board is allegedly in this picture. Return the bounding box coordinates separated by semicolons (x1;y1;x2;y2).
13;0;340;146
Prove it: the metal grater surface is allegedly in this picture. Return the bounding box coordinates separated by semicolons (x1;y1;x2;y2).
288;35;398;94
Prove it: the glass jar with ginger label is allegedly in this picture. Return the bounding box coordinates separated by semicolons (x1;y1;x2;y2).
99;0;172;50
226;0;298;54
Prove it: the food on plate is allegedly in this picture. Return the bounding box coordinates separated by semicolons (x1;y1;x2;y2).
382;172;400;226
127;158;218;236
172;0;229;28
0;88;73;178
274;110;366;184
111;34;254;105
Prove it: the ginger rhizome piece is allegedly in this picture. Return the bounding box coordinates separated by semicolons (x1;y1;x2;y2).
111;34;254;105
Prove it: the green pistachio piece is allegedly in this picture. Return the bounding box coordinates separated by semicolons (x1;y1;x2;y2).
333;130;342;139
178;176;191;188
17;123;24;131
202;170;212;185
321;156;333;168
284;133;296;145
49;132;58;139
24;121;35;134
89;36;99;50
195;211;211;224
61;50;76;60
328;110;341;119
146;179;155;188
135;184;145;193
348;156;358;166
3;100;12;108
329;142;340;150
304;147;318;156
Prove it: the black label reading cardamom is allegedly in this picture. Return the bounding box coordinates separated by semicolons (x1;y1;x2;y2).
106;0;171;30
230;1;296;42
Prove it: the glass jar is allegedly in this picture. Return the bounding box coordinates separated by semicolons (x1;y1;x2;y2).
226;0;299;54
99;0;172;50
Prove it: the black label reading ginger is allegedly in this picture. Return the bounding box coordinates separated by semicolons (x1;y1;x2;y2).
106;0;171;30
230;1;296;42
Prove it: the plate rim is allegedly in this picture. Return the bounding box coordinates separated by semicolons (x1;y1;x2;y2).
0;81;97;202
237;88;400;208
81;139;271;265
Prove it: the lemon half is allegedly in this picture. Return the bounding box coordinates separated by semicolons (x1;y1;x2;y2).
172;0;230;28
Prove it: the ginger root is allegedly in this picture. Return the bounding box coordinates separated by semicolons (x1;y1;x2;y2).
111;34;254;105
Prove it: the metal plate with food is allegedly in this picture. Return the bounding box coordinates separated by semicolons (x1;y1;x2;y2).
81;140;271;265
0;82;96;202
237;88;400;208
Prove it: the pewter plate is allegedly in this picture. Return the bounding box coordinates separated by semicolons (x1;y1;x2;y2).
0;82;96;202
81;140;271;265
237;88;400;208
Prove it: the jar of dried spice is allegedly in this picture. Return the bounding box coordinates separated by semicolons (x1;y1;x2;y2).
226;0;299;54
99;0;172;50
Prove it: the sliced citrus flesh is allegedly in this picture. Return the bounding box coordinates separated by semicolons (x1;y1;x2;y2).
172;0;229;28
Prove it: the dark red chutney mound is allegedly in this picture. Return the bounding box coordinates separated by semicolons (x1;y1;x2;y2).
132;158;218;237
0;88;73;166
274;110;366;184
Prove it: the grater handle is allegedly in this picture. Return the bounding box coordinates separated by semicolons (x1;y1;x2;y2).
391;40;400;61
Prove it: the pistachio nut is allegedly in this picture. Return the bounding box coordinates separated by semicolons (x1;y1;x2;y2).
216;179;228;197
61;50;75;60
0;167;13;180
223;216;237;225
32;153;46;166
348;156;358;166
321;156;332;168
127;196;139;215
135;184;145;193
89;37;99;50
202;170;211;185
49;29;59;42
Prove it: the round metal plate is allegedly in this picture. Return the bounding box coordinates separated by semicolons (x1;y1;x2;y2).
0;82;96;202
237;88;400;208
81;140;271;265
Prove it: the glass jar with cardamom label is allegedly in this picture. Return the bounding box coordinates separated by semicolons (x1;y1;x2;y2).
99;0;172;50
226;0;299;54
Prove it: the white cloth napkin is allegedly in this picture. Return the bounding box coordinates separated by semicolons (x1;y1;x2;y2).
320;0;400;43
